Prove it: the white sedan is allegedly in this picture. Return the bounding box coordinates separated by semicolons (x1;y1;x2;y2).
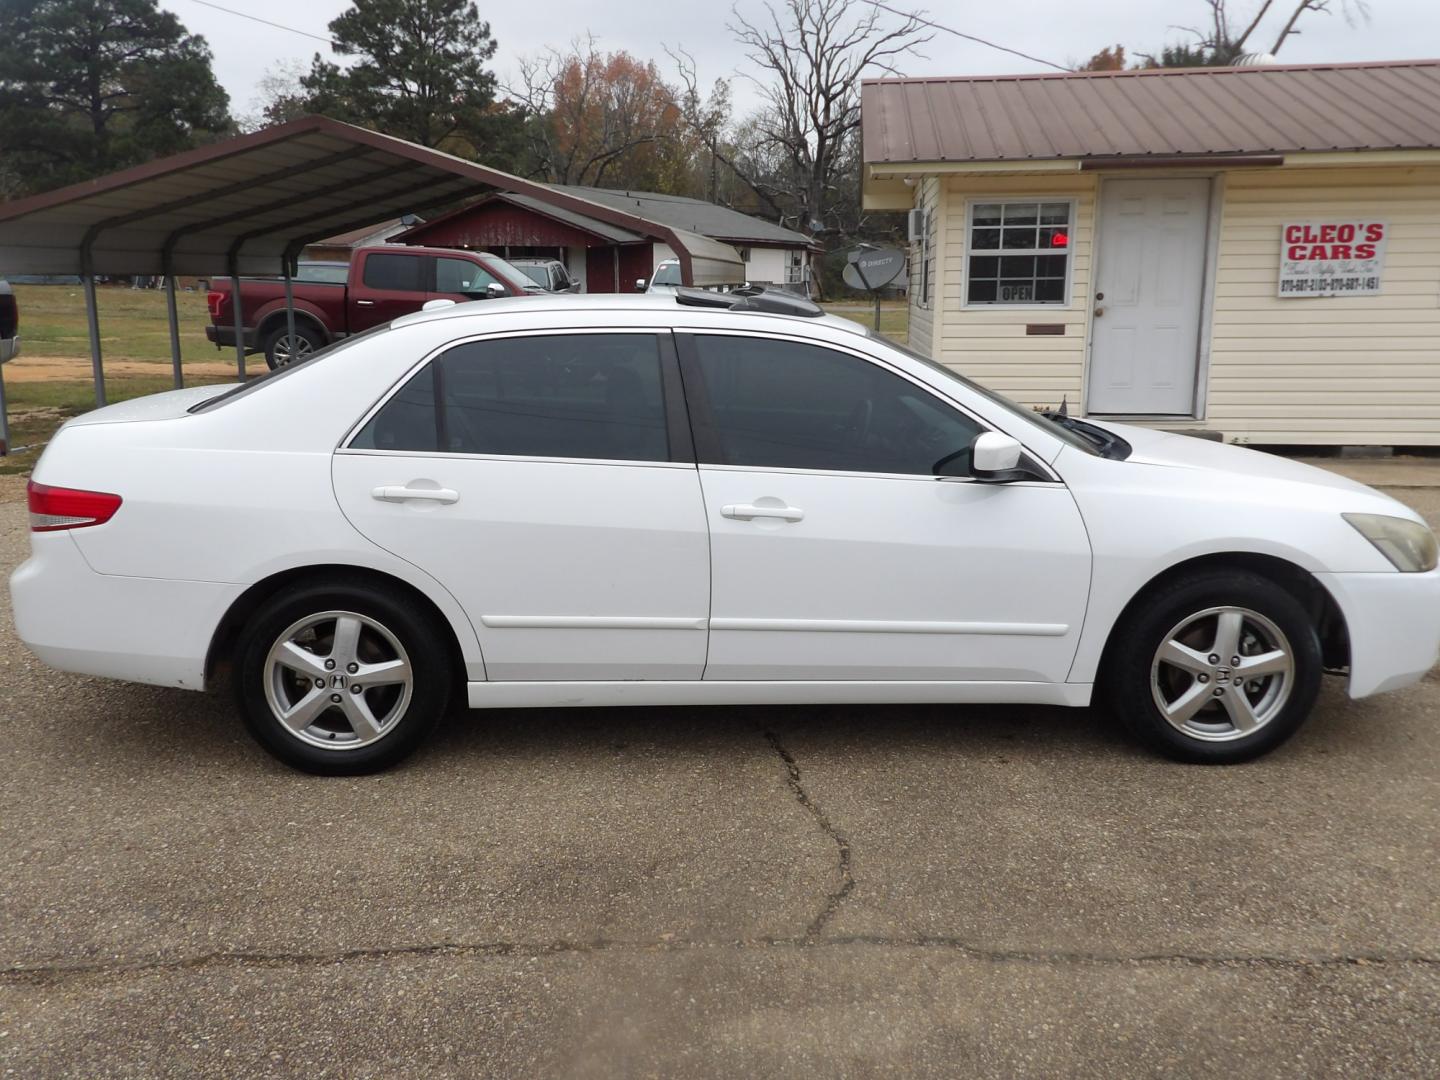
11;291;1440;774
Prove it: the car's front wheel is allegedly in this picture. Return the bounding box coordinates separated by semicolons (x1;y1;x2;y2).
235;579;452;774
1106;569;1323;764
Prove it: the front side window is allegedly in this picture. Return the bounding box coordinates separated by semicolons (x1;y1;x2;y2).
435;257;500;294
967;201;1072;305
362;252;425;292
651;262;682;286
352;333;669;462
687;335;983;477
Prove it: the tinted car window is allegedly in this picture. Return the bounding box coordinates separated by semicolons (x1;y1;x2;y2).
352;334;669;462
515;264;548;287
362;253;425;292
689;335;983;476
436;257;500;294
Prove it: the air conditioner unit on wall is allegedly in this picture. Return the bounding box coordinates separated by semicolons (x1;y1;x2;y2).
907;208;927;243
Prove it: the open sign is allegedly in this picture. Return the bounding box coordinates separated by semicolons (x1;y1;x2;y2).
1278;220;1387;297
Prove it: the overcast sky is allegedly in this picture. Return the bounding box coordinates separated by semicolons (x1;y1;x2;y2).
164;0;1438;124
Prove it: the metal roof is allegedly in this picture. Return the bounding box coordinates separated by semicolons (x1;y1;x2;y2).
399;192;649;245
0;116;744;284
862;59;1440;165
558;185;817;248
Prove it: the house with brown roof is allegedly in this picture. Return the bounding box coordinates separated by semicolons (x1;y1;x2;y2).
862;59;1440;446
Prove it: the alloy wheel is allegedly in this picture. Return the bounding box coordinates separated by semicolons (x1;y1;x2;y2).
273;333;314;365
263;610;413;750
1149;605;1294;742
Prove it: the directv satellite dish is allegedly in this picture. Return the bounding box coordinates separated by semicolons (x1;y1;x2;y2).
842;246;906;292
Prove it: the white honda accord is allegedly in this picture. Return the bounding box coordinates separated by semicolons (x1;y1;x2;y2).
11;290;1440;773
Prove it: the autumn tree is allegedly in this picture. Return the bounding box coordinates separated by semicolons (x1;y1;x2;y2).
0;0;230;196
1077;45;1128;71
297;0;517;158
510;38;689;190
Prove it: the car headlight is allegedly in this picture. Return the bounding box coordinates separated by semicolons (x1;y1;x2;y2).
1343;513;1439;572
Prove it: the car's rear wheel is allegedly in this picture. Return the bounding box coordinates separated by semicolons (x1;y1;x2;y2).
262;322;324;369
235;580;451;774
1105;569;1322;764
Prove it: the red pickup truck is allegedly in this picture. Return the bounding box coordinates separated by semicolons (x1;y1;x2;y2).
206;246;540;368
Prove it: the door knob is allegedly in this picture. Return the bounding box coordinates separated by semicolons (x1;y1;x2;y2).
1093;306;1105;317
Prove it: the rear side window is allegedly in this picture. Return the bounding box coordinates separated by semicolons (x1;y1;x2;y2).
362;253;425;292
351;333;669;462
686;334;983;476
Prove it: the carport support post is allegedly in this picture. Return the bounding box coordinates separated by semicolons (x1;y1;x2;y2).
283;260;297;363
82;270;107;407
164;269;184;390
229;258;246;382
0;364;9;455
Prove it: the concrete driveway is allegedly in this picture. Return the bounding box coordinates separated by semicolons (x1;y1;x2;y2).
1;463;1438;1078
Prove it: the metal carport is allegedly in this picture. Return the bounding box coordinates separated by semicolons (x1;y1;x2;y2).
0;115;745;448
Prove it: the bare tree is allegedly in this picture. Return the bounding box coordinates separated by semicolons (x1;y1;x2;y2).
1139;0;1371;67
720;0;931;237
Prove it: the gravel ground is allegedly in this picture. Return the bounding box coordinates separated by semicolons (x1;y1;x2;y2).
1;464;1438;1078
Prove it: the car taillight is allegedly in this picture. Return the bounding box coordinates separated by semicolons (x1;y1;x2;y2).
27;481;123;532
207;290;225;319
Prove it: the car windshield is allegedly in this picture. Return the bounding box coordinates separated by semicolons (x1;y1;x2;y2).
514;264;549;287
651;262;682;286
869;334;1101;457
188;323;391;412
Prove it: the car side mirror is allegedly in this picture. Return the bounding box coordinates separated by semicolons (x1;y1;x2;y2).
487;281;507;298
971;432;1029;483
635;278;647;292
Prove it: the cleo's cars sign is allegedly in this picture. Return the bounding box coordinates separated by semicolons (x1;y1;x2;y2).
1279;221;1387;298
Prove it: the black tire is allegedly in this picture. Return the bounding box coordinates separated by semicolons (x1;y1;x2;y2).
1104;569;1322;764
235;577;452;774
262;321;325;370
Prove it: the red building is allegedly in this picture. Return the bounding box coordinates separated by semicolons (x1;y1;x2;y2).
394;186;817;294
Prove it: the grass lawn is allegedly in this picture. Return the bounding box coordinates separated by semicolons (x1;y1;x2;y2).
822;299;909;345
14;282;217;363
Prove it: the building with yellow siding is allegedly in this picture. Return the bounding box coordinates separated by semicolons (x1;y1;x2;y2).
862;60;1440;446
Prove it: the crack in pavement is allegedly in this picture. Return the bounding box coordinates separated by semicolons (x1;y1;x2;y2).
3;937;1437;989
764;728;855;939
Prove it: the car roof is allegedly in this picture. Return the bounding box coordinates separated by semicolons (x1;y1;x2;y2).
507;257;562;265
390;292;868;338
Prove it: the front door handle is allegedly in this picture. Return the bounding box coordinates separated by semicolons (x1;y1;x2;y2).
721;503;804;522
355;299;376;307
372;485;459;504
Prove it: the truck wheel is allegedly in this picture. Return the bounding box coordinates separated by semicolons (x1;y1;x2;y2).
263;323;324;369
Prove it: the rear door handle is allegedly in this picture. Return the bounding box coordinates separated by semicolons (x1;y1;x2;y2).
372;485;459;504
355;299;376;307
721;503;804;522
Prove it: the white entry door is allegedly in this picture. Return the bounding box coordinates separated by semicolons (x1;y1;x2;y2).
1088;178;1210;415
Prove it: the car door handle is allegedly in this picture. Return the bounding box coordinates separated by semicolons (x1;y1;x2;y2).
355;299;376;307
721;503;804;522
372;485;459;504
